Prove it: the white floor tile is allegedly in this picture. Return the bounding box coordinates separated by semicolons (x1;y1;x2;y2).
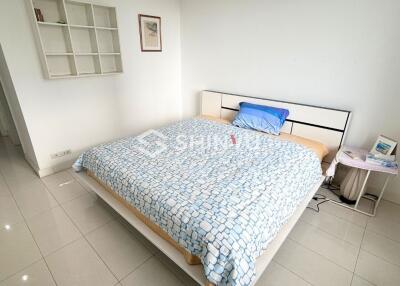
45;237;117;286
301;208;365;246
69;169;96;195
41;171;74;189
121;257;184;286
319;201;368;228
0;162;37;184
26;207;81;256
0;222;42;281
0;260;55;286
289;220;359;271
366;216;400;243
6;178;47;195
46;180;87;204
116;217;159;255
355;250;400;286
0;175;11;197
62;193;115;234
274;239;353;286
351;275;375;286
374;200;400;224
362;230;400;267
0;195;24;227
12;186;58;219
86;220;152;280
255;261;311;286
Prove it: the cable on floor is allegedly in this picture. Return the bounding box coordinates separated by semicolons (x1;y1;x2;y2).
306;192;342;212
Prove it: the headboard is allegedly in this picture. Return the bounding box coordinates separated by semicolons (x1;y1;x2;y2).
201;90;351;163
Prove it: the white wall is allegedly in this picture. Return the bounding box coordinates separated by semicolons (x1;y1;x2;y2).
0;44;37;168
181;0;400;203
0;0;181;175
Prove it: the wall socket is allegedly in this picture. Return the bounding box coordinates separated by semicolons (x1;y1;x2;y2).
50;149;72;159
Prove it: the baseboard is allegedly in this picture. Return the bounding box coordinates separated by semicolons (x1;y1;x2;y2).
35;158;76;178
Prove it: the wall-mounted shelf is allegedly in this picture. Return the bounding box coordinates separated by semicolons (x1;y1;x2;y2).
29;0;123;79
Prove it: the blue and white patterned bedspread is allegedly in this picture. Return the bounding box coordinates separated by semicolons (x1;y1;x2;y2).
73;118;322;286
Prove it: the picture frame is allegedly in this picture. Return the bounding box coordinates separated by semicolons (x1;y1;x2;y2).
138;14;162;52
371;135;397;156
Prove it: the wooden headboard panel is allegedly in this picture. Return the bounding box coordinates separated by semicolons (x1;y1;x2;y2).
201;90;351;163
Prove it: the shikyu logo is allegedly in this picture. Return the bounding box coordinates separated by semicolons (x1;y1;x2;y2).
133;129;167;158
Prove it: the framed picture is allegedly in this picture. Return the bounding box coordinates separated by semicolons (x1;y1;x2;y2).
371;135;397;156
138;14;162;52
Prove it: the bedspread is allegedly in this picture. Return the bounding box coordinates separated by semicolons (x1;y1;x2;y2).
73;118;322;286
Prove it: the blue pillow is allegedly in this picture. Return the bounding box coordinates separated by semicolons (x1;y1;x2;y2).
232;102;289;135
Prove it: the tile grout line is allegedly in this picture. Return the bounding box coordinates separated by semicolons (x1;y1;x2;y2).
154;251;196;286
0;163;59;286
43;182;91;206
318;200;368;228
71;175;161;283
71;169;190;284
314;211;366;229
317;189;369;226
365;225;400;244
0;257;43;283
270;260;317;286
287;237;354;275
359;248;400;270
57;198;121;284
117;255;155;283
298;217;363;248
350;209;368;286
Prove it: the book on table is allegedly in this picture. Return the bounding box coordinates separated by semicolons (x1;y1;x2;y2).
366;153;398;169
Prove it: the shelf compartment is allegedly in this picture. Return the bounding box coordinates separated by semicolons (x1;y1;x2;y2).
39;25;73;53
65;0;94;26
97;29;120;53
33;0;67;24
46;55;77;77
93;5;117;28
30;0;123;79
76;55;101;75
100;55;122;73
70;27;98;53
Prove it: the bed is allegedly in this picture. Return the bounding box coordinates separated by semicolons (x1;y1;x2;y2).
74;91;351;286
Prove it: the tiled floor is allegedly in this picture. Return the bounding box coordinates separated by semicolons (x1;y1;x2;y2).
0;136;400;286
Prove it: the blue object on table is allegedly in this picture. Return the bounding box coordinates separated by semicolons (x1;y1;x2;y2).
232;102;289;135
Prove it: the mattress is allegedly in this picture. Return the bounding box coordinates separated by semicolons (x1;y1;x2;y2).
199;115;329;161
74;118;322;286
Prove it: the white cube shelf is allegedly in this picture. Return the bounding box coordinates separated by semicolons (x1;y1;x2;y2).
29;0;123;79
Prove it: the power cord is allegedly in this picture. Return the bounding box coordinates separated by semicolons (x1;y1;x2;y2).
306;187;343;212
307;194;330;212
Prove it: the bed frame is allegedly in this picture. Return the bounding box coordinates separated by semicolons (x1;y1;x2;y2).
76;90;351;286
77;172;323;286
201;90;352;163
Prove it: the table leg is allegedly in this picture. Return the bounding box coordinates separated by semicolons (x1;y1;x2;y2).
372;175;391;216
354;170;371;210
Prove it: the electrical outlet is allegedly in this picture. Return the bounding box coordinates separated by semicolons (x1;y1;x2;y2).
50;149;72;159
